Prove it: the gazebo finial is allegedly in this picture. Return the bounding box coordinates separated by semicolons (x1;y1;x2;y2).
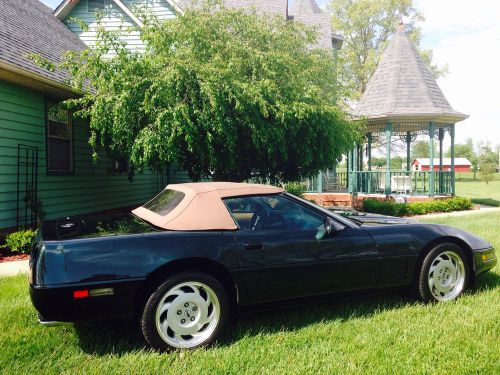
397;20;405;33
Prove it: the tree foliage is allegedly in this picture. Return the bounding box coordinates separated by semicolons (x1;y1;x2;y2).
446;137;479;178
330;0;448;99
370;156;404;169
55;2;360;182
445;138;475;160
411;140;436;159
477;143;498;184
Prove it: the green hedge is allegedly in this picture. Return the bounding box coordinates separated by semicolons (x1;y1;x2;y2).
363;197;472;217
0;229;36;254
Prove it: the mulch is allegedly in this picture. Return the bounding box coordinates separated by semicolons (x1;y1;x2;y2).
0;253;29;263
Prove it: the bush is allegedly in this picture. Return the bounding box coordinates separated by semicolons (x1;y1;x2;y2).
362;199;408;216
1;229;37;254
285;181;307;198
363;197;472;217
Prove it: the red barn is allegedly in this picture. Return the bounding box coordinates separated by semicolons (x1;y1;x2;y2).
411;158;471;172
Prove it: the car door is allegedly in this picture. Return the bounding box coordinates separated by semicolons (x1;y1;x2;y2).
225;194;379;304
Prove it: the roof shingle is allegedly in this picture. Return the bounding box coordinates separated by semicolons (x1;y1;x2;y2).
0;0;85;86
289;0;334;51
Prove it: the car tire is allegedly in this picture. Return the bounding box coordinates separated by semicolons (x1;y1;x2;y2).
141;271;229;351
413;243;470;302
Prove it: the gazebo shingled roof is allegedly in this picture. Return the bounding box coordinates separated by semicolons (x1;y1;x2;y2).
354;24;468;133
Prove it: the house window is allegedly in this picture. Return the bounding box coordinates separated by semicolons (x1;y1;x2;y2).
46;102;73;174
88;0;105;13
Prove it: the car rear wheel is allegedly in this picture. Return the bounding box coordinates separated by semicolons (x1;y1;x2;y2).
141;272;229;351
414;243;470;302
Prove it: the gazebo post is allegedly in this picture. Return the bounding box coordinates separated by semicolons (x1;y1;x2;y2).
385;122;392;195
406;131;411;172
358;142;364;172
347;149;352;193
367;133;372;171
450;124;456;196
367;133;372;193
353;143;358;192
317;170;323;193
439;128;444;193
429;122;435;196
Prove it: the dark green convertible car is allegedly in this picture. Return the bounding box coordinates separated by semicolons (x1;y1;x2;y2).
29;182;496;351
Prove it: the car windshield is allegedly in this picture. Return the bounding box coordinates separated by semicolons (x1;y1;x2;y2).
143;189;185;216
283;193;356;227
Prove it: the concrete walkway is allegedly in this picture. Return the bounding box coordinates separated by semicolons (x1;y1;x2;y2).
0;259;29;277
412;206;500;219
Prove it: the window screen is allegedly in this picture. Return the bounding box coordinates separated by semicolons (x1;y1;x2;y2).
47;102;73;173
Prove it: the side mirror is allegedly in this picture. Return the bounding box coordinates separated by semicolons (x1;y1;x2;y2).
325;217;345;235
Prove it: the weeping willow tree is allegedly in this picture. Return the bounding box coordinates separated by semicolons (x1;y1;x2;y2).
42;1;360;182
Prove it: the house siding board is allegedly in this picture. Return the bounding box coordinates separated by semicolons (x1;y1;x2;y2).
64;0;175;51
0;80;161;230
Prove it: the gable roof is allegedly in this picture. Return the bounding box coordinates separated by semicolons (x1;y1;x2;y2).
289;0;336;51
412;158;471;166
354;24;468;125
55;0;185;19
0;0;85;96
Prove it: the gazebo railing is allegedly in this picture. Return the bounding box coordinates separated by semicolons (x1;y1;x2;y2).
304;170;348;193
351;171;453;195
303;170;452;195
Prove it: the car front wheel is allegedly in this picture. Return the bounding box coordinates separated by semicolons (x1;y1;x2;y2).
141;272;229;351
414;243;470;302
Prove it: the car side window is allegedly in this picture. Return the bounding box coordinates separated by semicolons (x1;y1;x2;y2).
225;195;324;231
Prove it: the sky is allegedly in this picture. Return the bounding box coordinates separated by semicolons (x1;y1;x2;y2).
41;0;499;148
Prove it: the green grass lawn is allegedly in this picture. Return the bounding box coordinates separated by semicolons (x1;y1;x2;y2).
455;172;500;204
1;213;499;374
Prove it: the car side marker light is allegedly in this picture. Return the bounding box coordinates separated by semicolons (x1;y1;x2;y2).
73;290;89;299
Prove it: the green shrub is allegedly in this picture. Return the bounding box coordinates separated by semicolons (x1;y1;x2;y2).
285;181;307;198
407;202;427;215
1;229;37;254
363;197;472;217
363;199;408;216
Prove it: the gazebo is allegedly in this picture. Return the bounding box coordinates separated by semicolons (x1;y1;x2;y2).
310;23;468;197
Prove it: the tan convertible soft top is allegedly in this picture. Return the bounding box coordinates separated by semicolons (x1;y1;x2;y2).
132;182;283;230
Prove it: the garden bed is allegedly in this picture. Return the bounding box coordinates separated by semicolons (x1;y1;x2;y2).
0;253;29;263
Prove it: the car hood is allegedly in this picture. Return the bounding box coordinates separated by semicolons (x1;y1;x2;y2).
344;212;490;250
331;209;414;226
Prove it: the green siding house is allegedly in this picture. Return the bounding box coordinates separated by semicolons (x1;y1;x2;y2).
0;0;341;231
0;0;177;231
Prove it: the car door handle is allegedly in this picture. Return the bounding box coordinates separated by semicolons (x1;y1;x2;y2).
244;241;263;250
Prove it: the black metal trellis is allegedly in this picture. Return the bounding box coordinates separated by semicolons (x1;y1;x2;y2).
16;144;39;228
